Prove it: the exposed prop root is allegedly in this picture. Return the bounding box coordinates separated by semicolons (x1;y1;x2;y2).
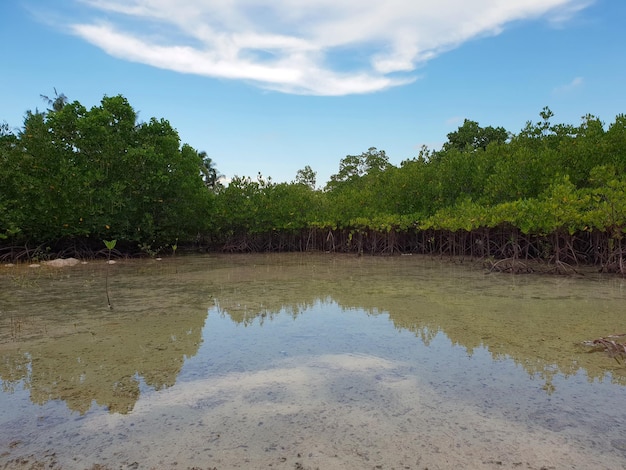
600;258;626;275
546;260;580;275
486;257;534;274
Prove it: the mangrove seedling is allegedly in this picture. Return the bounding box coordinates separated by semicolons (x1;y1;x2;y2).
172;238;178;273
104;239;117;309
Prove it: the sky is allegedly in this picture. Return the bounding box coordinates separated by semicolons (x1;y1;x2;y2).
1;0;625;186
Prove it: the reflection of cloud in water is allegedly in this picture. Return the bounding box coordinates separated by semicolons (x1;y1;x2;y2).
69;353;626;470
87;353;400;424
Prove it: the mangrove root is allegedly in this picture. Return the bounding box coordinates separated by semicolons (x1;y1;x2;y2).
487;257;534;274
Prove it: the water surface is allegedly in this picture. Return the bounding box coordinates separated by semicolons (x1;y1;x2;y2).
1;253;626;469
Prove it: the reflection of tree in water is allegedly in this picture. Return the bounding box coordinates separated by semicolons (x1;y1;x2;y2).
214;298;318;326
3;254;626;414
0;308;206;414
0;352;31;394
0;259;213;414
212;269;626;392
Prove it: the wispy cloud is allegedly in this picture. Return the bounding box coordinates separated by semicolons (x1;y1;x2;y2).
545;0;594;27
64;0;592;96
553;76;584;94
445;116;464;127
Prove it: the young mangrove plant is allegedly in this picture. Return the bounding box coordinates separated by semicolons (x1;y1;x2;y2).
172;238;178;274
104;239;117;309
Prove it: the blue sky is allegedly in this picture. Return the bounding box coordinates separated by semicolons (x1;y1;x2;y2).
1;0;624;186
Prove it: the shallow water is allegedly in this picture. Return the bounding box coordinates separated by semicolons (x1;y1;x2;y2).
1;253;626;469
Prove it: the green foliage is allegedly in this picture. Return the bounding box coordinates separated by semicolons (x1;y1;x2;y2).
208;109;626;252
442;119;508;152
3;99;626;262
198;150;220;189
306;110;626;246
1;94;213;250
103;239;117;251
423;198;489;233
326;147;390;191
212;174;322;237
294;165;317;190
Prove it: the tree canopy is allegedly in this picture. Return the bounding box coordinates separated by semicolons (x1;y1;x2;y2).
2;96;626;272
0;94;212;255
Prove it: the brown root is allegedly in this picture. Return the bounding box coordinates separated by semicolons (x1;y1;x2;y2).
487;257;534;274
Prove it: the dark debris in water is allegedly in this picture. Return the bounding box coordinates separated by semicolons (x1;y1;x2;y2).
582;333;626;363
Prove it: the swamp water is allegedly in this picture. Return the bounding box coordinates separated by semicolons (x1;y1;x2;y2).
1;253;626;469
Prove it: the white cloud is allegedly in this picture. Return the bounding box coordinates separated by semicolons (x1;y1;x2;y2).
68;0;592;96
553;76;584;94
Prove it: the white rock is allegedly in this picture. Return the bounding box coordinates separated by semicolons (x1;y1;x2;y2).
44;258;81;267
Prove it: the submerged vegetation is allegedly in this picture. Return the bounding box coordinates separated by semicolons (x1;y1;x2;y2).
2;94;626;272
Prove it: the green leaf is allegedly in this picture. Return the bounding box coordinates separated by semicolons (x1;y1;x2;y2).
104;239;117;250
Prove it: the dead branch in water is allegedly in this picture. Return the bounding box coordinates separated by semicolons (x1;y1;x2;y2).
582;334;626;363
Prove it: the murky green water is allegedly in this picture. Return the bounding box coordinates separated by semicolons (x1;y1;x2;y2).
1;253;626;469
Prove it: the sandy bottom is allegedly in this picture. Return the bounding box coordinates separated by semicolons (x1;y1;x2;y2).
2;352;625;470
2;255;626;469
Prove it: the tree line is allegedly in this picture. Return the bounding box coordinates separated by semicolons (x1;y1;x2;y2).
0;94;216;258
2;94;626;272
